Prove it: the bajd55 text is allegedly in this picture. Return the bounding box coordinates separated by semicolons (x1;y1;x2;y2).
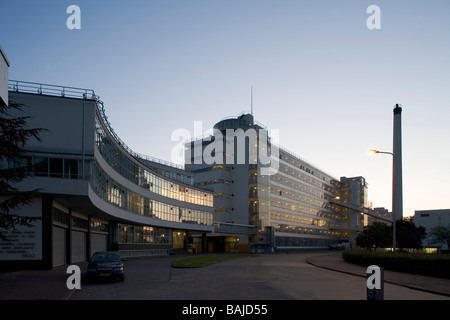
227;305;268;317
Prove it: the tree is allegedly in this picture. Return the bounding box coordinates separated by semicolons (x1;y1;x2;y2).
0;100;42;240
429;225;450;251
396;219;427;250
356;221;392;250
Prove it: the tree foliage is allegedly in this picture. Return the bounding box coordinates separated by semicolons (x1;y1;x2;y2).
355;221;392;249
356;219;427;250
396;219;426;250
0;100;42;240
429;225;450;250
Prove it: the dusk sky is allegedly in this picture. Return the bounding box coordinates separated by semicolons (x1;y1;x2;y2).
1;0;449;217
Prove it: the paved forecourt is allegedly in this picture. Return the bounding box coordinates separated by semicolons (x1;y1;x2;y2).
70;252;450;300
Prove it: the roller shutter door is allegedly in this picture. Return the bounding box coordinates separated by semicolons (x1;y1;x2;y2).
52;226;66;267
91;233;107;255
71;230;86;263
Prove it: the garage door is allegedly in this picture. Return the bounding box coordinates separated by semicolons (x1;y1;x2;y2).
52;226;66;267
71;230;86;263
91;233;107;255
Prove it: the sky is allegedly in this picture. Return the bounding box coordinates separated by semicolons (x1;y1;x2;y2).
1;0;449;218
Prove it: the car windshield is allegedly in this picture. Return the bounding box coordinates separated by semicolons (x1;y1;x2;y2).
91;253;121;262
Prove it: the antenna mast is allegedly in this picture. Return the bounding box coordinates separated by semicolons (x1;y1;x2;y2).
251;86;253;116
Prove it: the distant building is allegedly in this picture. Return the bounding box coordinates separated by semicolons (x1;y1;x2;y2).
185;114;373;252
412;209;450;250
369;207;392;225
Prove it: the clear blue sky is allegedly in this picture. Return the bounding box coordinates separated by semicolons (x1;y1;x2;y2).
1;0;449;217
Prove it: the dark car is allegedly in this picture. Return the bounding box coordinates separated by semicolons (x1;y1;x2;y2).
86;251;125;282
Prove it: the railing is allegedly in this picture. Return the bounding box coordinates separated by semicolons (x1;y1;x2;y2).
95;99;184;170
8;80;97;100
8;79;184;170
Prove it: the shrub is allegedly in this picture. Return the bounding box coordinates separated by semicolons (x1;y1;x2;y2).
342;249;450;279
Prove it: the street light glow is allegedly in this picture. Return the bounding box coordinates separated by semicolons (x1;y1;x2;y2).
369;149;393;156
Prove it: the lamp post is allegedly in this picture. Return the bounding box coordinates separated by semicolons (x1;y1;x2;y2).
369;149;396;252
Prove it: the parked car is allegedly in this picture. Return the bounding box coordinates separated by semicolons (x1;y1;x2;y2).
86;251;125;282
329;241;351;250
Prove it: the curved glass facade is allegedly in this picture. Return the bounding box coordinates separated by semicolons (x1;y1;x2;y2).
90;161;213;225
92;112;213;227
95;115;213;207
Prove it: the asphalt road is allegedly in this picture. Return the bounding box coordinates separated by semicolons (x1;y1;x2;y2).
71;252;449;300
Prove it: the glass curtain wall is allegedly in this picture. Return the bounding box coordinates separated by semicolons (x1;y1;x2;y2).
90;162;213;225
95;116;213;207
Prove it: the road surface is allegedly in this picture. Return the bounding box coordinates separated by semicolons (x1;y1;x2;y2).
72;252;449;300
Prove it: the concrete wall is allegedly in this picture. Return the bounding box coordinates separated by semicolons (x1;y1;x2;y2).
0;45;9;106
8;92;96;156
0;198;43;261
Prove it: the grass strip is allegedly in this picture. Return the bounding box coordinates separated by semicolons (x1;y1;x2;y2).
173;254;252;268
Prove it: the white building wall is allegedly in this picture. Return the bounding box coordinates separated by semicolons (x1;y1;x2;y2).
412;209;450;250
0;45;9;106
0;198;42;261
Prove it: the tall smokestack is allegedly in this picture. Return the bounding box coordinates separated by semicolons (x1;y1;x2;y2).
393;104;403;221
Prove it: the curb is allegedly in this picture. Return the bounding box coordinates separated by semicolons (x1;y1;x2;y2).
306;259;450;298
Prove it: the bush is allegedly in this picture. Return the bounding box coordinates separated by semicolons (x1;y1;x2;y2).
342;249;450;279
173;254;252;268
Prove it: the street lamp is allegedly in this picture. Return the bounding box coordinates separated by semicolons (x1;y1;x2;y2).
369;150;393;156
369;149;396;252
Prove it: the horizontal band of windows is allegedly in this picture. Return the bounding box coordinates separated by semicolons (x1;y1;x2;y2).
90;162;213;226
214;207;233;212
118;224;172;245
1;156;91;180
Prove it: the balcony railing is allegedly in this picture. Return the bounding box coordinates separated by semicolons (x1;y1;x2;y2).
8;80;97;100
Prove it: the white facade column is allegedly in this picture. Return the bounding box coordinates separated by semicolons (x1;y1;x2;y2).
0;44;10;106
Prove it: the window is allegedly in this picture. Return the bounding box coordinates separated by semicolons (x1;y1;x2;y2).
53;208;68;225
49;158;63;178
34;157;49;176
72;216;88;230
91;221;108;232
64;159;79;179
